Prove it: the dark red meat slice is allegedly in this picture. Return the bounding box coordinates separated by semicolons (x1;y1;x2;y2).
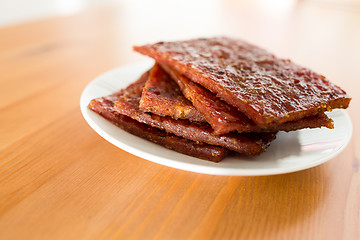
134;37;351;127
113;74;276;155
161;64;334;135
88;80;229;162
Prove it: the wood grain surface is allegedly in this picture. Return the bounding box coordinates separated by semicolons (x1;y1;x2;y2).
0;1;359;239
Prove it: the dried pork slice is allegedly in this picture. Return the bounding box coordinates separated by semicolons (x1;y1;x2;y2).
88;90;229;162
113;75;276;155
134;37;351;127
140;63;205;122
161;64;334;135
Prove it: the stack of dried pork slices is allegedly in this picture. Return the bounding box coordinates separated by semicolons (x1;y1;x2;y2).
89;37;351;162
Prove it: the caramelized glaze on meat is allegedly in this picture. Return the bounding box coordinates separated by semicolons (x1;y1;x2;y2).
88;86;229;162
113;73;276;155
140;63;205;122
134;37;351;127
161;63;334;135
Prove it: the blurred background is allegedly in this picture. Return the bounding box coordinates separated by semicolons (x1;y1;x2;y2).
0;0;114;27
1;0;359;27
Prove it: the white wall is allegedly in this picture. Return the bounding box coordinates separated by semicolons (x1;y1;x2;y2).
0;0;117;27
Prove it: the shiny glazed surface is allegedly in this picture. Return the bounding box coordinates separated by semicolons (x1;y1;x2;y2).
113;72;276;155
134;37;351;126
162;63;334;134
89;91;228;162
140;63;205;122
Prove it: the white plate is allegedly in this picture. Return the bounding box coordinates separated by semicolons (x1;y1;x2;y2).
80;61;353;176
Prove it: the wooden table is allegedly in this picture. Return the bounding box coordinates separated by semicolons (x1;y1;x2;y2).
0;1;359;239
